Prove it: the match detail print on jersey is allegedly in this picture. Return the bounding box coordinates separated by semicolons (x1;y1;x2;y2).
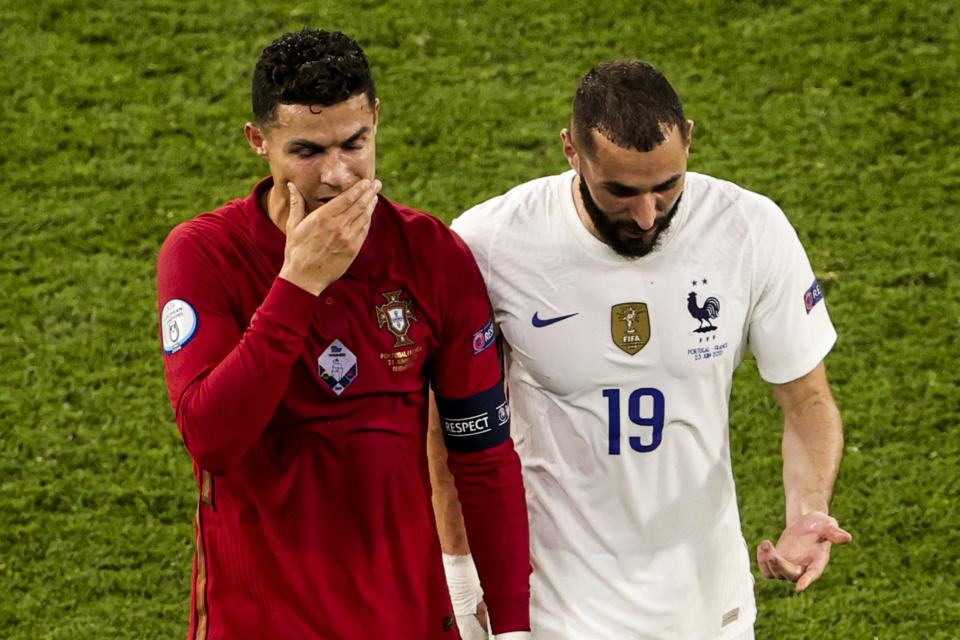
161;298;199;355
318;339;358;396
610;303;650;355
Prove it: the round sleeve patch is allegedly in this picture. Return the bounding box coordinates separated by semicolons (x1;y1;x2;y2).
161;299;198;354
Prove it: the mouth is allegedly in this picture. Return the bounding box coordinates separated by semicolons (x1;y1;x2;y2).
618;224;656;240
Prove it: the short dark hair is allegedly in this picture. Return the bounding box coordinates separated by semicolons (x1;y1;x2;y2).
252;29;377;126
572;60;688;155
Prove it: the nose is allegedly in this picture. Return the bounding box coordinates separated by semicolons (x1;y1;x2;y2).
318;150;354;190
628;193;659;231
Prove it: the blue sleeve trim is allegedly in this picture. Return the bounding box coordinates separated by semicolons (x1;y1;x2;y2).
436;381;511;453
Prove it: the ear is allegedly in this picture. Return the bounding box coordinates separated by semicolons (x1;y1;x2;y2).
244;122;269;158
684;119;695;155
561;128;580;173
371;98;381;131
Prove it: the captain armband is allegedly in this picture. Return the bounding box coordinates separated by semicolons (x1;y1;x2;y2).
436;381;511;453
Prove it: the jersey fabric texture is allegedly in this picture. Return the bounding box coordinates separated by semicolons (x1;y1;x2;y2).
451;170;836;639
157;178;529;640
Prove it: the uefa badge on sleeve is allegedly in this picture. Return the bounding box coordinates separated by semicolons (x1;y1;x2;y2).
161;299;198;354
804;279;824;314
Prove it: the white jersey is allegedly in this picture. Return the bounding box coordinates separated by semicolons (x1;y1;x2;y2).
451;171;836;639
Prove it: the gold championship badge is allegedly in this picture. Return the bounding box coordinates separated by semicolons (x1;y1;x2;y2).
611;302;651;355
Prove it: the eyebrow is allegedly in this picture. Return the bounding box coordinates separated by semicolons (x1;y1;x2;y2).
286;126;371;153
603;174;682;195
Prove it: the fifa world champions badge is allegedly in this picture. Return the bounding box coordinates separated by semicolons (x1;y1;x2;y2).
611;303;651;355
375;289;419;348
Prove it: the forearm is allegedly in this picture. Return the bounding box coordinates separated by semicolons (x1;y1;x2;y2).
447;441;530;634
427;393;471;554
776;364;844;525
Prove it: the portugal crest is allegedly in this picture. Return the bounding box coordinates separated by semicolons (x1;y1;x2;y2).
611;302;651;355
375;289;419;348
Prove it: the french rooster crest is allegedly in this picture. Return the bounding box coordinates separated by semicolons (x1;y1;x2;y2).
687;292;720;332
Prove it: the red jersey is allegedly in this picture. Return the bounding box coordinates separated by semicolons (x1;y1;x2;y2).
157;178;529;639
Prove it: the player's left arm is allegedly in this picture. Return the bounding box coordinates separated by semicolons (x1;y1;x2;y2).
757;360;852;591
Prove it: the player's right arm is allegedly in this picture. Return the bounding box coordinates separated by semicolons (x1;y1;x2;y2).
157;180;378;473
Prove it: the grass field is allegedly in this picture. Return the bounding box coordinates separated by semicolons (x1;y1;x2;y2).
1;0;958;637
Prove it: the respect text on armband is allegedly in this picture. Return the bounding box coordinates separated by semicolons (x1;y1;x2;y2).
442;401;508;438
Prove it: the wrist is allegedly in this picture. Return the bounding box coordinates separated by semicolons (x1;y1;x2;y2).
442;553;483;615
278;267;327;297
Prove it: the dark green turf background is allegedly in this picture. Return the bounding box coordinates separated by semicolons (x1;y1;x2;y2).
1;1;958;637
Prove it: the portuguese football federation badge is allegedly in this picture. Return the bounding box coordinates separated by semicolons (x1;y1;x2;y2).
611;302;651;355
376;289;419;348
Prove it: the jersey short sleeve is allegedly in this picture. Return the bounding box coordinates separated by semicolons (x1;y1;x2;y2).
746;198;837;384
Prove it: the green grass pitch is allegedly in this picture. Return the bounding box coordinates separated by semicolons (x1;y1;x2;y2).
1;0;958;637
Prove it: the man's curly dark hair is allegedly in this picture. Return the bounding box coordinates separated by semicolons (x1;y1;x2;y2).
252;29;377;126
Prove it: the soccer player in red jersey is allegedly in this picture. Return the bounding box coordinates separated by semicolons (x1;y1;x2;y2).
156;29;530;640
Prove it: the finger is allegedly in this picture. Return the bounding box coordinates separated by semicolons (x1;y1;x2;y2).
759;541;803;581
286;182;306;230
795;556;828;592
756;540;776;578
343;184;380;231
769;553;803;581
476;600;489;632
319;178;373;217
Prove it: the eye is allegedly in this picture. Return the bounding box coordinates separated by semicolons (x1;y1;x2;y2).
653;178;679;193
606;185;636;198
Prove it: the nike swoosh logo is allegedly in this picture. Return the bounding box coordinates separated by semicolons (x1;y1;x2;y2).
531;311;579;327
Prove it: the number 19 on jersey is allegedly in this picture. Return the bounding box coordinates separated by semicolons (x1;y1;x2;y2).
602;388;665;454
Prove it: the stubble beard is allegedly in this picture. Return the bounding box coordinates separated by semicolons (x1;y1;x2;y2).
578;175;682;259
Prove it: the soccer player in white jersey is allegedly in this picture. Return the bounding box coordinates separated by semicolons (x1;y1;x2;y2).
430;59;851;639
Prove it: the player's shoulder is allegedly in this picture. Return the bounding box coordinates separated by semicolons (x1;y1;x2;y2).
451;172;569;259
160;197;249;258
687;172;780;213
685;172;793;234
456;173;567;230
378;196;460;246
377;196;475;264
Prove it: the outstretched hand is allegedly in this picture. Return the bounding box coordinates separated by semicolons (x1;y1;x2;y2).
757;511;852;592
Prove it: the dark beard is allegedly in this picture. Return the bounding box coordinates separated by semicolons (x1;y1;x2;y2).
578;176;681;259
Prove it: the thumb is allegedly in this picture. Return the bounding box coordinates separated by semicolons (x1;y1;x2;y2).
824;524;853;545
286;182;306;230
757;539;775;559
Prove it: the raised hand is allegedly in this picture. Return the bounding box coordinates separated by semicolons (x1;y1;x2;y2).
279;179;381;295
